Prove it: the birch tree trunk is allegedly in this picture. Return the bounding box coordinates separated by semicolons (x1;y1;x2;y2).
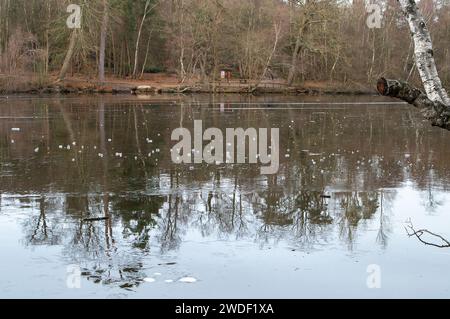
377;0;450;130
399;0;449;105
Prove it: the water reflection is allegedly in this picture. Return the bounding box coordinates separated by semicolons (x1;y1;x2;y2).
1;95;450;291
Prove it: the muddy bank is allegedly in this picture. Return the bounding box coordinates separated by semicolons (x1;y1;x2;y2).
1;84;375;96
0;77;375;96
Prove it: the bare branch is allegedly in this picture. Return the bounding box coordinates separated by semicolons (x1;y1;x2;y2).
405;222;450;248
377;77;450;130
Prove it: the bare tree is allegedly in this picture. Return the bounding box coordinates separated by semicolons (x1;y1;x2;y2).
253;21;281;91
132;0;159;78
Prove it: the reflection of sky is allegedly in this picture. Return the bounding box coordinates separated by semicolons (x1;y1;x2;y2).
1;185;450;298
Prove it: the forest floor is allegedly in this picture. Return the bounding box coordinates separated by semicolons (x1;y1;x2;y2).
0;73;376;95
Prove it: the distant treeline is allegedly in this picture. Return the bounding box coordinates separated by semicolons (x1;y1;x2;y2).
0;0;449;87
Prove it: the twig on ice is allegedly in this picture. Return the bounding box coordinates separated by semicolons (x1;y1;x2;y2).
405;221;450;248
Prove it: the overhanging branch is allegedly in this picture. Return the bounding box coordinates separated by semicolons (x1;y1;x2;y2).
377;78;450;130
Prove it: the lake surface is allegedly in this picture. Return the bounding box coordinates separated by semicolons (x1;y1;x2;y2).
1;94;450;299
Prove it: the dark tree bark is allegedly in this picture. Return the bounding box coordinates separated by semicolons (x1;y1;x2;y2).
377;78;450;130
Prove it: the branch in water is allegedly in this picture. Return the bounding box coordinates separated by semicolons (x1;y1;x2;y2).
405;222;450;248
377;78;450;130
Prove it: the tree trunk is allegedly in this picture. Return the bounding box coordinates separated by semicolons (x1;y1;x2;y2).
287;43;300;86
398;0;449;105
133;0;150;78
377;0;450;130
252;22;281;92
140;29;154;78
99;0;109;83
58;30;78;82
287;20;308;86
287;0;311;86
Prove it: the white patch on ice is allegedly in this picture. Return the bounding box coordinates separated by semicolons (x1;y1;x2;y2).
179;277;197;283
144;278;156;283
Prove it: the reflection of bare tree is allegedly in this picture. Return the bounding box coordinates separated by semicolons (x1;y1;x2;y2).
10;96;438;291
30;197;49;243
376;191;389;249
20;99;165;290
24;196;61;245
112;195;161;250
337;192;381;249
289;191;333;247
65;100;146;289
158;193;182;252
20;195;159;289
151;178;393;252
422;185;443;213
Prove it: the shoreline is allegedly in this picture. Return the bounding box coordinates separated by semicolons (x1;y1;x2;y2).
0;75;376;97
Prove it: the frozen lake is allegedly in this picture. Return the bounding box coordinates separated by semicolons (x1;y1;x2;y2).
1;94;450;298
